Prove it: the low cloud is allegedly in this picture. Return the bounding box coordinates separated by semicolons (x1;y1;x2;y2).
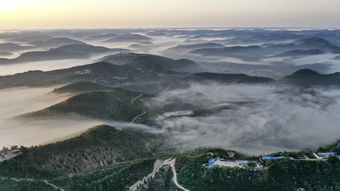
0;86;149;148
148;83;340;154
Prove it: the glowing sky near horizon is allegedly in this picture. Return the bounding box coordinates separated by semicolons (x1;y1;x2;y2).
0;0;340;29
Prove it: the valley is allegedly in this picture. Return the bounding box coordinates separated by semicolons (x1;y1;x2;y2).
1;28;340;190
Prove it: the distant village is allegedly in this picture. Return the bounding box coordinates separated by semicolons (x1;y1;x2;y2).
0;146;22;163
203;151;340;170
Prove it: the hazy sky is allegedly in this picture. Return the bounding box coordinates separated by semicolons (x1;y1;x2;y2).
0;0;340;29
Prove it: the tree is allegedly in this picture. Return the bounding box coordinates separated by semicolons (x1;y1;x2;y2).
327;156;340;165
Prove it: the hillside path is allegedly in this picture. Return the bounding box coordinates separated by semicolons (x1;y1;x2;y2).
0;176;65;191
128;158;189;191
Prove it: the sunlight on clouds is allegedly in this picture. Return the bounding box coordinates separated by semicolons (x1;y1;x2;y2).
0;0;27;12
0;0;52;12
0;0;340;28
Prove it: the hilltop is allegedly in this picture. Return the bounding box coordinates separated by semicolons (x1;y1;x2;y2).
23;90;147;122
285;69;340;86
31;37;85;48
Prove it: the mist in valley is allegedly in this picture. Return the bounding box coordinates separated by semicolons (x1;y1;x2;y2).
148;83;340;154
0;86;78;147
0;53;113;76
0;86;153;148
1;29;340;155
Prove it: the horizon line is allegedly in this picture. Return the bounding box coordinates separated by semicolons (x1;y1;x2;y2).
1;26;340;31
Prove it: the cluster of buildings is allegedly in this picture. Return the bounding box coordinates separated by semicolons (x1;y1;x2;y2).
203;157;263;170
261;151;340;161
157;110;194;120
0;148;21;163
203;151;340;170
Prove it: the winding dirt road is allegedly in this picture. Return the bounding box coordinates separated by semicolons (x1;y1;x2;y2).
128;158;189;191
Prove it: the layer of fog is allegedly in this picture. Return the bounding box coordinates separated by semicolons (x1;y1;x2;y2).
0;87;68;147
85;34;187;56
0;117;102;148
0;53;111;76
2;30;340;78
148;83;340;155
141;34;340;76
0;87;150;148
288;53;340;73
0;33;189;76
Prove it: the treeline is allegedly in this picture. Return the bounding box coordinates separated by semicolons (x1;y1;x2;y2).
176;154;340;191
0;157;156;191
52;159;156;191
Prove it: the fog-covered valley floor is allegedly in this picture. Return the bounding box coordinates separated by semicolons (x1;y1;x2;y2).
147;83;340;154
0;86;151;147
0;53;113;76
0;86;99;147
1;28;340;154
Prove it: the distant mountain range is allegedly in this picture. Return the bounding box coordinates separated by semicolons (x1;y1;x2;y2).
0;51;12;56
191;45;265;61
0;31;52;42
165;42;224;55
1;51;339;91
0;53;276;92
185;72;274;84
0;44;117;64
0;43;33;52
105;34;152;43
275;49;325;57
285;69;340;86
189;38;340;60
31;37;85;48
